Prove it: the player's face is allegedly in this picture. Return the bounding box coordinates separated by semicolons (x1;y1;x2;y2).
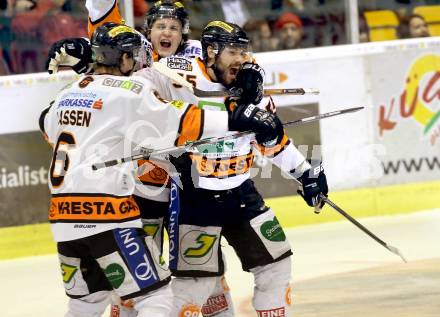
150;18;183;58
214;45;250;86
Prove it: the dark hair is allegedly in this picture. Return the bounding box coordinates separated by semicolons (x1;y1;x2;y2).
397;14;426;39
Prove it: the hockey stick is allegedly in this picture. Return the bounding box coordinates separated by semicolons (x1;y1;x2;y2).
91;106;363;170
292;179;406;262
321;194;407;263
153;62;319;97
198;106;364;145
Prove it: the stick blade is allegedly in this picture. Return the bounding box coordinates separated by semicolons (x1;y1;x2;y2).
302;88;320;95
318;106;364;120
386;245;408;263
340;106;364;113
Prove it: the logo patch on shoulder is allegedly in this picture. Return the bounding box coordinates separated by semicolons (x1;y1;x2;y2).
102;78;143;94
79;76;94;88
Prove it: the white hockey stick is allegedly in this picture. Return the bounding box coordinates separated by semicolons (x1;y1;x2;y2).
91;106;363;170
153;62;319;98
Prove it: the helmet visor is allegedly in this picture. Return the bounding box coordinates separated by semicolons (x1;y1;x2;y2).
221;42;252;61
133;36;153;69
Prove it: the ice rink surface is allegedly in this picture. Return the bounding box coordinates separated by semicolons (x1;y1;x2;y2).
1;209;440;317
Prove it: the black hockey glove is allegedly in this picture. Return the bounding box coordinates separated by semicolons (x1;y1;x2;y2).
294;160;328;208
45;38;93;74
230;62;264;105
228;101;283;144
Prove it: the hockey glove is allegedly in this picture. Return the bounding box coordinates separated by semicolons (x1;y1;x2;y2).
228;102;283;144
46;38;93;74
294;160;329;208
230;62;264;105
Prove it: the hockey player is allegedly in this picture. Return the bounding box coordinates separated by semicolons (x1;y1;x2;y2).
45;1;237;315
86;0;202;60
39;22;283;317
88;2;238;316
45;0;201;75
45;0;200;256
142;0;202;60
156;21;329;317
42;5;327;313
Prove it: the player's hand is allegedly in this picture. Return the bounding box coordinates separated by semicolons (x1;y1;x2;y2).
295;161;328;209
228;101;283;144
230;62;264;105
45;38;92;74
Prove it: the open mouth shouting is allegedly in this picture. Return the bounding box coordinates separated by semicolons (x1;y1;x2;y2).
220;65;242;86
229;66;240;78
160;39;172;49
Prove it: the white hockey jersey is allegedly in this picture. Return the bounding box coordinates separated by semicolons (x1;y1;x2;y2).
85;0;203;202
157;56;307;190
41;71;228;241
86;0;203;60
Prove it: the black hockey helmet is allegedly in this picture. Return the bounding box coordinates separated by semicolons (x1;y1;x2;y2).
201;21;250;62
91;22;148;67
144;1;189;35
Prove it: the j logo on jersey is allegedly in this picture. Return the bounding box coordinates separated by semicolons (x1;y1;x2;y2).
143;223;160;238
180;228;219;266
60;263;78;290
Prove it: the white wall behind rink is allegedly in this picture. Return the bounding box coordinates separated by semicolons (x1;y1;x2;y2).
1;37;439;191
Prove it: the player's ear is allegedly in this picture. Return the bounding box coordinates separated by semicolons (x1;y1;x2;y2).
206;46;217;66
207;46;216;59
120;52;134;71
121;52;131;63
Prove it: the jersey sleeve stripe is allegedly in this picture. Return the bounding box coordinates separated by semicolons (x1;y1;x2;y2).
87;0;122;38
258;134;290;158
175;104;203;146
